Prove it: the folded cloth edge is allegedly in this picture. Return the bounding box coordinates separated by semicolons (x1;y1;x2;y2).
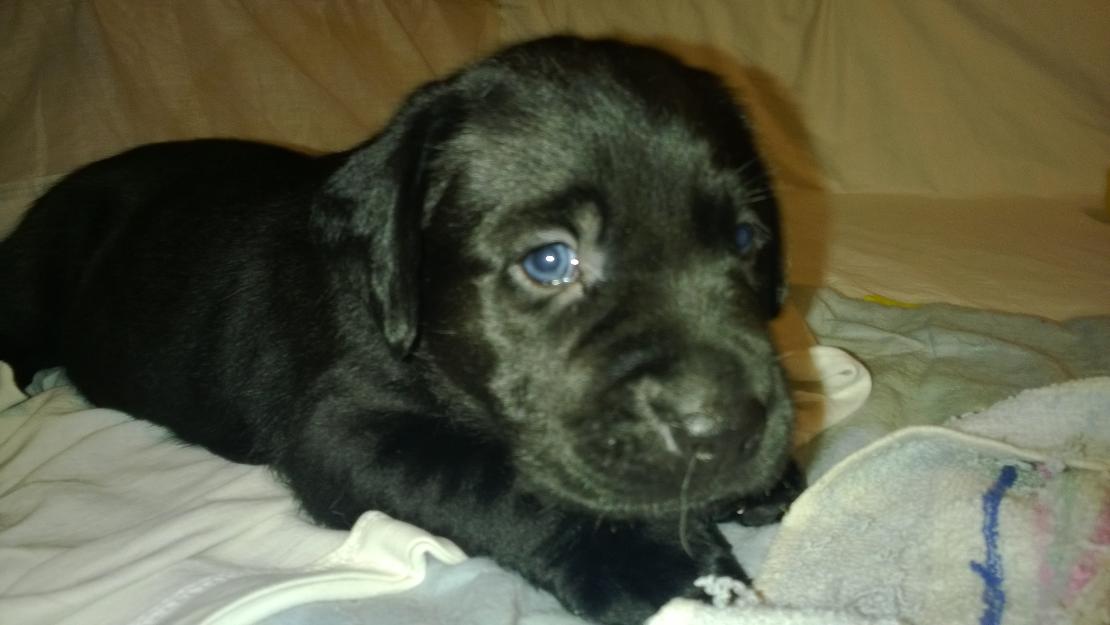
197;512;468;625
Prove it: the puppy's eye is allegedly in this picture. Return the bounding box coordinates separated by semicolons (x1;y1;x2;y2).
734;223;757;255
521;242;580;285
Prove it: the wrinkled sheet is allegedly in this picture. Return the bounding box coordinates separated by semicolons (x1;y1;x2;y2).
3;2;1106;199
0;365;467;625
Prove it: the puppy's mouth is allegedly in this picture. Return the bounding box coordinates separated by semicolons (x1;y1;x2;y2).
517;387;793;517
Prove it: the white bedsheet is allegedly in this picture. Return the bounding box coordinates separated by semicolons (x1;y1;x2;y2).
0;364;464;625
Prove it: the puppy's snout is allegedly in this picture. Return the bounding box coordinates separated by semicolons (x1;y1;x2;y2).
633;373;766;459
659;400;765;461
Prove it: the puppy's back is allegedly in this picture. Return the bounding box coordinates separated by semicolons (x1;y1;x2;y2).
0;139;321;391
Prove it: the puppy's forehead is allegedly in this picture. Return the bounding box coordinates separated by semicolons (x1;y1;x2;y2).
462;118;703;211
445;66;739;229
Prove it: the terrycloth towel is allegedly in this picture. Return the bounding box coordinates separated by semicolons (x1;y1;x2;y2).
650;377;1110;625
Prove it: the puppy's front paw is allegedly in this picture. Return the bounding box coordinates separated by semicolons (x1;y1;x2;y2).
734;460;805;527
550;520;746;625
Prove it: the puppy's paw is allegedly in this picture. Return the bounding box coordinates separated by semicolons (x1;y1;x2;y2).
734;460;806;527
551;520;746;625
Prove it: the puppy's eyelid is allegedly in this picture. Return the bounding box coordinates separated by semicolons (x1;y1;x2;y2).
524;228;577;250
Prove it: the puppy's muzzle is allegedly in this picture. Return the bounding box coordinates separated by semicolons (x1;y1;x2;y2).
634;377;766;462
628;361;766;463
579;344;771;498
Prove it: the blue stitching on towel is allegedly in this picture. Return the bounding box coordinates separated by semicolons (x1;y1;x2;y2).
970;464;1018;625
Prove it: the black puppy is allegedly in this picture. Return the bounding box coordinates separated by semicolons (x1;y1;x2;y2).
0;37;798;624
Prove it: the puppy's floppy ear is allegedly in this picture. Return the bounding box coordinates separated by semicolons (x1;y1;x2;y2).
312;82;461;356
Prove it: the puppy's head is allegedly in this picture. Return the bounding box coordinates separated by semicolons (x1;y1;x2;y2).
317;37;792;517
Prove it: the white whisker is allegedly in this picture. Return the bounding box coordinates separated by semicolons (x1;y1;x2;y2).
678;453;698;556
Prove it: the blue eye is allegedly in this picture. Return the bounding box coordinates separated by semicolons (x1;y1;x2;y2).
735;223;756;255
521;242;579;285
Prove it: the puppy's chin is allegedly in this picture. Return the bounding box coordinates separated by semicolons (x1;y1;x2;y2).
521;456;779;518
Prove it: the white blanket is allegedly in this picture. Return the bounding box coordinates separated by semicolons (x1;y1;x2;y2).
0;364;465;625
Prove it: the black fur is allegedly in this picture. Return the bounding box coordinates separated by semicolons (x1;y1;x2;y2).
0;37;797;624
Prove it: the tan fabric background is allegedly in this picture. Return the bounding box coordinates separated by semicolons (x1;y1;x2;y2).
1;1;1108;318
4;1;1105;202
499;1;1110;198
1;1;497;186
